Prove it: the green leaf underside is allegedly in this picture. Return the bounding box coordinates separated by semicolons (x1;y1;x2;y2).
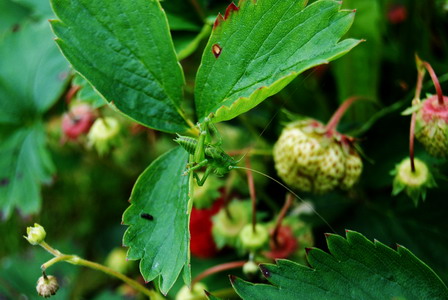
232;231;448;300
50;0;189;133
195;0;360;123
0;124;54;218
122;147;190;294
0;21;69;124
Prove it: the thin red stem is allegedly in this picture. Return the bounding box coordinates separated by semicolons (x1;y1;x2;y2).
65;85;80;104
188;0;205;19
422;61;444;105
245;157;257;234
409;111;416;173
192;261;246;286
272;193;293;247
414;64;425;101
325;96;362;133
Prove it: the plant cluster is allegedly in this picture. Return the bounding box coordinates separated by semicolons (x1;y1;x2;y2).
1;0;448;299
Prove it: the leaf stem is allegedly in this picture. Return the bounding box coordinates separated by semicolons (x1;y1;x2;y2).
38;242;156;298
192;261;246;287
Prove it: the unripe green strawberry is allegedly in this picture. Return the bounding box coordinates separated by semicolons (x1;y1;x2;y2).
273;120;362;194
391;157;436;205
176;283;207;300
239;224;269;251
212;200;251;249
414;95;448;158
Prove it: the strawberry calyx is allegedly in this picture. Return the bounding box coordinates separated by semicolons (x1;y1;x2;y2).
420;95;448;124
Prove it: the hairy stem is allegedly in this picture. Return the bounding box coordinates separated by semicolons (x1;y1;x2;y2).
192;261;246;287
38;242;155;298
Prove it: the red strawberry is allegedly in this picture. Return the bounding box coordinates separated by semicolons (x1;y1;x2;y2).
190;198;223;258
387;5;407;24
264;226;297;259
61;104;95;140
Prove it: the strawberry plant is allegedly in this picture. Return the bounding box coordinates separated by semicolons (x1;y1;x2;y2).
1;0;448;299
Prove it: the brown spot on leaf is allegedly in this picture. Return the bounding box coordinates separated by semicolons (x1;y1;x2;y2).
212;44;222;58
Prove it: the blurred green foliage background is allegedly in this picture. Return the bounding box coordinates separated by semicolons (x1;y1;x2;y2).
1;0;448;299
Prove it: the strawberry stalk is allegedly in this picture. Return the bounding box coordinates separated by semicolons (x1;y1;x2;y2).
192;261;246;287
245;157;257;233
422;61;444;105
325;96;364;133
272;193;293;247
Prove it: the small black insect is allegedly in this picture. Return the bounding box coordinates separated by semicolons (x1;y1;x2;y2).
140;213;154;221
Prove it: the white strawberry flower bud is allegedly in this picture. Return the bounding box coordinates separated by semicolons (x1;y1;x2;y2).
24;223;46;245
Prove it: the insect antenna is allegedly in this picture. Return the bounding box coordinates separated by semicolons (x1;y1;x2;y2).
234;68;318;164
231;165;336;234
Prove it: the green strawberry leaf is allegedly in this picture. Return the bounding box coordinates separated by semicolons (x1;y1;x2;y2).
0;21;69;124
195;0;360;123
0;21;69;218
50;0;190;133
122;147;191;295
13;0;54;19
0;123;54;218
205;290;223;300
231;230;448;300
0;0;29;38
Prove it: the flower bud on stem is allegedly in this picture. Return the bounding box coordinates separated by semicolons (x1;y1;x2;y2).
28;229;156;298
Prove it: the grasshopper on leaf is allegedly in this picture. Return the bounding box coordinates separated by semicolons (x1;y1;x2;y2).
174;114;237;186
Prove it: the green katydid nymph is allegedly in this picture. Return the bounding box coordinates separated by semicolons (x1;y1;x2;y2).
174;113;237;186
174;113;336;232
